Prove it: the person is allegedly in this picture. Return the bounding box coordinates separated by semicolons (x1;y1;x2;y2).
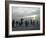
32;20;35;25
21;18;24;24
19;22;22;26
19;18;24;26
16;21;18;25
25;21;29;27
12;20;15;28
37;20;38;24
30;19;32;24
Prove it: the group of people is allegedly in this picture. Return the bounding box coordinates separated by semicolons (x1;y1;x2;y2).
12;18;39;27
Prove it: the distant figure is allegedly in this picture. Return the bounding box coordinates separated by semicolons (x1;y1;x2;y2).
25;21;29;27
16;21;18;25
12;20;15;28
32;20;35;25
37;20;38;24
21;18;24;24
19;22;22;26
19;18;24;26
30;20;32;24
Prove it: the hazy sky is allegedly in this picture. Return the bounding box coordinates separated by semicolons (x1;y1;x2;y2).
12;6;40;21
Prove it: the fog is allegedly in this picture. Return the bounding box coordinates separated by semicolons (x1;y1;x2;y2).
12;7;40;21
12;6;40;31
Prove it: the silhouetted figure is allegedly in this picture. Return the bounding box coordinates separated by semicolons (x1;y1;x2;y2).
21;18;24;24
19;18;24;26
25;21;29;27
32;20;35;25
30;20;32;24
37;20;38;24
16;21;18;25
12;20;15;28
19;22;22;26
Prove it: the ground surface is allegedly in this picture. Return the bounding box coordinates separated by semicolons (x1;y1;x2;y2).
12;24;40;31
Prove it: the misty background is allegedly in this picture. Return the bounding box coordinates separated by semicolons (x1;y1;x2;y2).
12;7;40;21
12;6;40;31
